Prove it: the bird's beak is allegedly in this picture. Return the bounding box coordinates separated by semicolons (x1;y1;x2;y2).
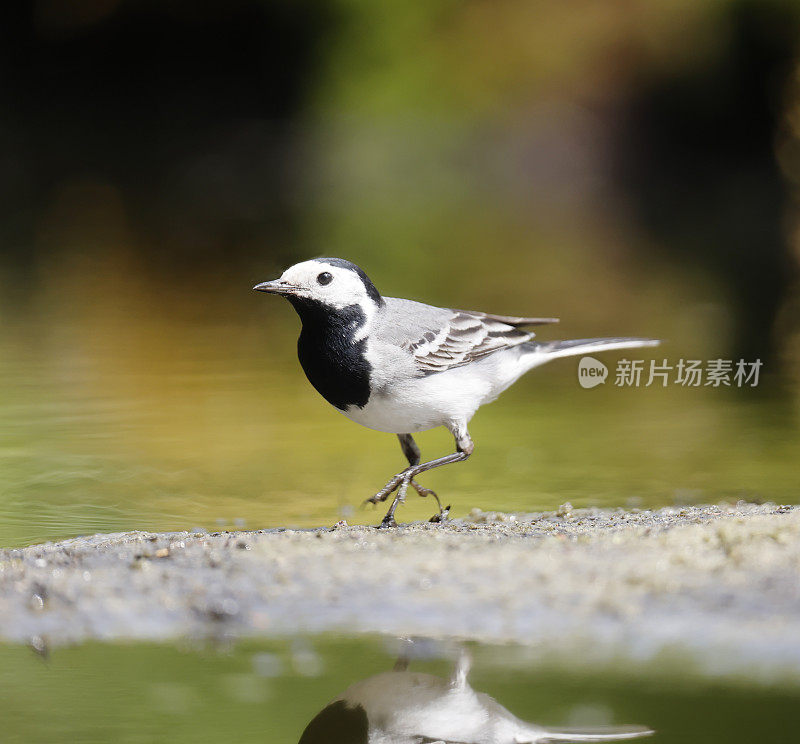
252;280;299;296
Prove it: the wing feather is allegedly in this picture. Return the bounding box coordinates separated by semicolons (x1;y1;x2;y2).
478;312;559;327
404;309;538;374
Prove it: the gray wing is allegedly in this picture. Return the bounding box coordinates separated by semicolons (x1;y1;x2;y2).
473;312;560;327
378;298;558;375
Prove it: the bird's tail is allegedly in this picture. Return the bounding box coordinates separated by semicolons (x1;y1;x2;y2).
538;725;655;742
525;337;660;360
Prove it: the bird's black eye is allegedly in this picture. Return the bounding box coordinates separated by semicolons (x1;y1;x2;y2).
316;271;333;286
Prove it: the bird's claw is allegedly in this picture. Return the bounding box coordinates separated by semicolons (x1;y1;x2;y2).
429;504;451;523
410;480;437;499
410;480;448;523
364;471;410;507
363;486;397;507
366;471;442;527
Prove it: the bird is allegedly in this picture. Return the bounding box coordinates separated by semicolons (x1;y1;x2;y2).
254;258;658;527
298;648;654;744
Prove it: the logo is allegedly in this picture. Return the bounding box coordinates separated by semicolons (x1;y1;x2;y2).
578;357;608;388
577;357;762;388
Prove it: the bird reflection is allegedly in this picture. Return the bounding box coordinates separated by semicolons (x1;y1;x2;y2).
299;648;653;744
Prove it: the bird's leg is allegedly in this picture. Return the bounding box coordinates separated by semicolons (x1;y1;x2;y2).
398;434;446;518
393;637;413;671
449;647;472;690
373;428;474;528
398;432;421;467
364;434;427;506
378;477;410;528
365;434;443;514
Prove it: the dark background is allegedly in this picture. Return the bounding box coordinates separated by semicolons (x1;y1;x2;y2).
2;0;799;369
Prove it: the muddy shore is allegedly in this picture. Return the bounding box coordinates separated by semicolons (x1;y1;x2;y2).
1;502;798;680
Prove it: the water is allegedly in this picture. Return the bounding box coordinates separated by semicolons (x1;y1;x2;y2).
2;306;798;548
0;635;797;743
2;279;799;742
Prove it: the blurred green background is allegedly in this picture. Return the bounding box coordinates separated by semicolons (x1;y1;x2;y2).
2;0;800;547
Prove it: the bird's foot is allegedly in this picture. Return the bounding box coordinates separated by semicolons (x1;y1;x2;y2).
429;504;451;523
374;476;413;528
409;480;449;523
363;469;411;506
365;472;449;529
409;479;436;499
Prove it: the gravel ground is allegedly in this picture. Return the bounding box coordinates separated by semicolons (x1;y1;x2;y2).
1;502;799;680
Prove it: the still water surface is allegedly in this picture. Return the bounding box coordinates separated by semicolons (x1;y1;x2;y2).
2;304;798;743
2;315;798;548
1;635;797;743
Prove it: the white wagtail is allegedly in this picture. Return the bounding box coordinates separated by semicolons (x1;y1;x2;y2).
254;258;657;527
298;650;653;743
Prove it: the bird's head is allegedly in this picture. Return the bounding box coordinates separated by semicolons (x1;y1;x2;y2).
253;258;384;312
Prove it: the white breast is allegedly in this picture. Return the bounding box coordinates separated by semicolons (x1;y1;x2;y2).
342;349;529;434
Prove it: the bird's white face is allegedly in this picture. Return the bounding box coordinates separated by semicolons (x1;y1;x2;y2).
254;259;381;310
